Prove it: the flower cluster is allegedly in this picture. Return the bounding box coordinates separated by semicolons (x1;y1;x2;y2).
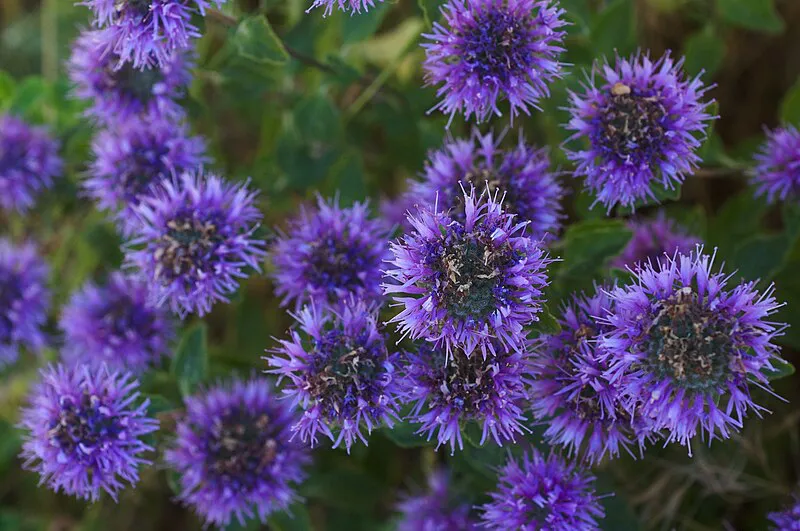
308;0;381;16
612;214;700;269
396;470;478;530
752;125;800;204
768;492;800;530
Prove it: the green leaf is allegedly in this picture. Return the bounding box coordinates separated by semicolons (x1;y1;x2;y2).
342;3;390;44
764;359;795;381
294;92;341;142
532;304;562;336
780;76;800;126
417;0;447;27
0;71;15;109
267;504;313;531
144;394;176;417
234;15;289;66
717;0;784;34
382;420;429;448
590;0;635;58
731;233;793;283
683;25;725;78
171;323;208;396
302;467;385;512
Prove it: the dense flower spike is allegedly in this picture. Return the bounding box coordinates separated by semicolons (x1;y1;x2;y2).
384;187;551;357
68;29;191;124
401;342;532;453
124;171;266;317
165;378;309;528
612;214;700;269
408;130;563;242
0;239;49;367
307;0;380;16
19;364;158;501
85;116;207;235
396;470;478;531
752;125;800;204
269;196;389;308
59;272;175;373
565;52;714;211
769;492;800;530
0;114;62;214
267;300;401;452
479;449;606;530
602;249;786;453
422;0;566;124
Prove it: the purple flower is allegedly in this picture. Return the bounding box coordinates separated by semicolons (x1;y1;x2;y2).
59;272;175;374
401;341;532;453
19;363;158;502
266;300;401;452
769;492;800;530
384;186;551;357
602;249;786;454
407;130;563;242
0;239;49;367
269;196;389;309
165;377;309;528
396;470;478;531
123;171;266;318
422;0;566;124
68;29;191;125
479;449;606;530
565;52;714;211
85;116;208;236
752;125;800;204
612;214;700;269
0;114;62;214
307;0;380;16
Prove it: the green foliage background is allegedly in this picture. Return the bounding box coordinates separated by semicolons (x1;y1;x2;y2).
1;0;800;529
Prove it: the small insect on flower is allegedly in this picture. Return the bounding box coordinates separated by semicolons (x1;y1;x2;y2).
307;0;381;16
85;115;208;236
565;51;715;211
0;114;62;214
59;272;175;374
269;195;389;309
266;300;401;453
479;449;606;530
401;341;532;454
422;0;567;125
752;125;800;205
165;377;309;528
408;130;564;242
611;214;700;270
602;248;787;454
19;363;158;502
68;29;191;125
768;492;800;530
0;239;49;367
396;469;479;531
384;186;551;357
124;171;266;318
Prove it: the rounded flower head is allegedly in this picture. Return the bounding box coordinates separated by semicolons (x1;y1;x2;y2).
19;363;158;502
85;116;208;236
384;186;551;357
565;52;714;211
479;449;606;530
422;0;566;124
307;0;380;16
68;29;191;125
409;130;563;242
266;300;401;452
0;115;62;214
396;470;478;531
612;214;700;269
269;196;389;309
769;492;800;530
401;341;532;453
752;125;800;204
59;272;175;373
602;248;786;453
165;378;309;528
124;171;266;318
0;239;49;366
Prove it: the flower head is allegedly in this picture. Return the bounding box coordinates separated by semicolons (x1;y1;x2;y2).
612;214;700;269
408;130;563;241
479;449;606;530
307;0;380;16
124;171;266;317
396;470;478;531
165;377;309;528
85;116;207;235
384;186;551;357
0;114;62;214
422;0;566;124
267;300;401;452
565;52;714;211
752;125;800;204
269;196;389;309
59;272;175;373
19;363;158;501
68;29;191;125
0;239;49;366
602;249;786;453
769;492;800;530
401;341;532;453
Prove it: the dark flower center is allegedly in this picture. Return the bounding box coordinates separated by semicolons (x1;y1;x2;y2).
204;408;278;490
0;140;27;175
119;144;171;204
305;236;373;297
48;392;125;459
644;287;734;390
454;168;516;217
424;345;500;416
98;294;158;347
154;216;221;282
0;269;23;343
459;10;534;84
116;0;151;19
107;61;163;103
597;83;667;162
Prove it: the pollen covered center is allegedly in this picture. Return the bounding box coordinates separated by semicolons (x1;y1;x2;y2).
459;10;532;83
49;393;125;458
425;344;499;415
205;409;278;489
598;83;667;160
155;216;221;281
